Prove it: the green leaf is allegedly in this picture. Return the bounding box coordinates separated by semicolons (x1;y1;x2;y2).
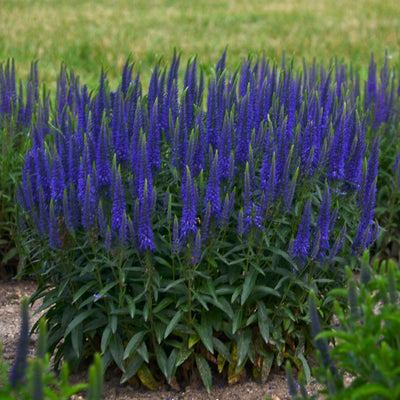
316;331;354;341
72;281;97;304
241;267;258;305
96;280;119;299
212;337;233;364
231;286;242;303
143;300;150;322
166;348;179;383
154;344;168;379
164;310;183;339
126;295;136;319
192;290;211;311
253;285;281;298
268;246;295;265
61;383;88;399
261;352;274;384
123;331;147;360
84;314;107;332
216;297;234;319
257;301;270;344
215;285;235;296
154;321;166;344
153;256;172;269
101;325;112;354
153;297;174;313
297;353;311;384
71;323;83;357
110;334;125;372
121;354;144;383
195;354;212;393
1;247;18;265
110;314;118;334
236;329;252;367
31;358;44;399
87;353;103;400
193;320;214;354
160;278;186;293
204;280;222;307
188;334;200;348
176;349;193;367
232;308;243;334
64;309;95;338
137;341;149;363
351;383;393;399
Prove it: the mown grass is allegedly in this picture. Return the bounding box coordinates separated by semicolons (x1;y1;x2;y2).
1;0;399;90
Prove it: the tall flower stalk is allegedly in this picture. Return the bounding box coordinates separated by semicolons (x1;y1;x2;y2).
14;52;392;391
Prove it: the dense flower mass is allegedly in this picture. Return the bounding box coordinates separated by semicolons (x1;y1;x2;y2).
6;52;400;390
0;59;39;129
14;52;392;268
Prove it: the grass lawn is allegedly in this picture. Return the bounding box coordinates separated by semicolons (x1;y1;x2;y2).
1;0;399;90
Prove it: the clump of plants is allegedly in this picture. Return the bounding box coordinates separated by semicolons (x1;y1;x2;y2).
0;297;103;400
0;59;39;278
361;52;400;264
17;52;385;391
287;250;400;399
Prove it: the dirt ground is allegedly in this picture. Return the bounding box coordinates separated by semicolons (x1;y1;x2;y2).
0;278;323;400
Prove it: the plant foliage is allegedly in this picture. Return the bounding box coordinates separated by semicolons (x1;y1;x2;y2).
0;297;103;400
15;52;397;391
0;59;38;277
288;250;400;399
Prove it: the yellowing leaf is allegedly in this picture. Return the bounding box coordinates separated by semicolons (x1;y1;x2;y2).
137;364;159;391
188;334;200;348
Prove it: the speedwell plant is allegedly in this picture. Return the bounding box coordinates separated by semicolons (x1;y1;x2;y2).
0;298;103;400
18;52;381;391
367;53;400;262
288;251;400;399
0;59;39;277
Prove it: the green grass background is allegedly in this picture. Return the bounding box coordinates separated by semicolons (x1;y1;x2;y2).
0;0;399;91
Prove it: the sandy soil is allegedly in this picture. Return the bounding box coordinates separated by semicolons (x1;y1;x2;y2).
0;278;323;400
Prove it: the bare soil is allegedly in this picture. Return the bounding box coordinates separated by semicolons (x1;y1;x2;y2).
0;278;323;400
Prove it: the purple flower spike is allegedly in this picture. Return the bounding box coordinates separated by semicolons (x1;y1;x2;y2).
308;292;337;377
353;177;377;253
291;199;312;265
51;154;66;207
314;184;331;258
329;225;347;262
172;215;180;255
204;151;221;219
191;228;202;264
345;127;365;192
365;53;377;110
111;92;129;165
49;200;61;248
238;207;244;237
121;59;134;96
96;128;112;189
111;167;126;238
328;117;345;182
105;225;112;253
180;166;197;241
217;113;233;181
8;298;30;389
82;174;96;232
363;137;379;206
137;178;155;252
148;101;161;172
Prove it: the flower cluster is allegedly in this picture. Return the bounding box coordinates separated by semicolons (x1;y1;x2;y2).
12;53;400;391
17;52;391;269
0;59;39;129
